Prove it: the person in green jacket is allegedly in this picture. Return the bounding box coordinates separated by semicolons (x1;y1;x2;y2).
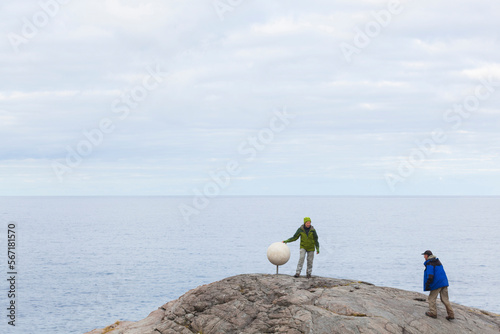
283;217;320;278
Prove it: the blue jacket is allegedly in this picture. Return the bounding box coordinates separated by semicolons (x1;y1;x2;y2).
423;257;449;291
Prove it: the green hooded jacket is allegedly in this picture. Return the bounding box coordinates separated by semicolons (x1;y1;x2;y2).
284;225;319;252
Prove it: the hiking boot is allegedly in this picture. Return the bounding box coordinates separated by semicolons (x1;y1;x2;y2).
306;274;311;279
294;273;300;278
446;316;455;320
425;312;437;319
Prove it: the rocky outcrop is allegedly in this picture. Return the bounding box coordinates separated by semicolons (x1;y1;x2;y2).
85;274;500;334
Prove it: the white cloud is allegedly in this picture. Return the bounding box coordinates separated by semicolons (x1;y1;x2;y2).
461;64;500;80
1;0;500;195
104;0;155;20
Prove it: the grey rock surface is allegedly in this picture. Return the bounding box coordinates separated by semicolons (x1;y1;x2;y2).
85;274;500;334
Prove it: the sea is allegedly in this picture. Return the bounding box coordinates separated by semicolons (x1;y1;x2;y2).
0;196;499;334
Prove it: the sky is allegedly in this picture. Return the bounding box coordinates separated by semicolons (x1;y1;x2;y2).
1;0;500;196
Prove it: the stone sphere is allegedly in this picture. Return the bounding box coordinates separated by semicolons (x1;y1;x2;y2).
267;242;291;266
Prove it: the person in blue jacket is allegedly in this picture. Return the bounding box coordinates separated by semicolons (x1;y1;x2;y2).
422;250;455;320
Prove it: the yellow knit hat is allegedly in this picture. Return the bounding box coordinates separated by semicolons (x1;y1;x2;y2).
304;217;311;223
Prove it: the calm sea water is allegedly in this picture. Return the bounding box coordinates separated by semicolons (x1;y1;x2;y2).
0;196;499;334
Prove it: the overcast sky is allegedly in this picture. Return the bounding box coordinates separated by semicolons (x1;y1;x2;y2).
1;0;500;196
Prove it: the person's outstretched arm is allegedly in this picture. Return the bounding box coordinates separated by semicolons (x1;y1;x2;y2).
283;228;301;243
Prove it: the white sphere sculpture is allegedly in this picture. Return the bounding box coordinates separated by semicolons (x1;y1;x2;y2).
267;242;291;266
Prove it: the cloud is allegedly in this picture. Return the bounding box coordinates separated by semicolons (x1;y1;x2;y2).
1;0;500;195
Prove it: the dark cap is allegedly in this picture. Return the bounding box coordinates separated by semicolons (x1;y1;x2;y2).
421;250;433;256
